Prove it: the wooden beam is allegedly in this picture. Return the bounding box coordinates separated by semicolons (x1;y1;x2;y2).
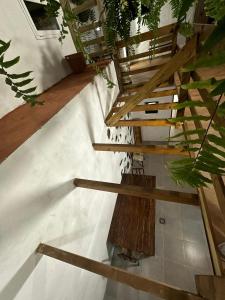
123;82;171;93
195;275;225;300
116;24;175;48
37;243;202;300
73;178;199;205
122;62;166;76
114;119;176;127
73;0;96;14
78;21;102;33
119;45;172;63
112;102;177;113
92;143;189;156
107;36;197;126
117;89;177;102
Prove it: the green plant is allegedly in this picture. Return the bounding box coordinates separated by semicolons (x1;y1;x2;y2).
167;21;225;187
0;40;43;106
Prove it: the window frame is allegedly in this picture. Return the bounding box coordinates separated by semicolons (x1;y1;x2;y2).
18;0;61;40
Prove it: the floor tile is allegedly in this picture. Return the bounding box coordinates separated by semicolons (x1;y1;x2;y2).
163;236;185;265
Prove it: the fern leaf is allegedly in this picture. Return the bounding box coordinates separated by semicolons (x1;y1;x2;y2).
207;134;225;148
170;128;206;139
168;115;210;123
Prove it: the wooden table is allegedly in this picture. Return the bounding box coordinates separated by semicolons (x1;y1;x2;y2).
107;174;156;257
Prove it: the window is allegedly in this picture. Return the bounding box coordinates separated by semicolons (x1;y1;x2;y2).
18;0;60;39
145;101;158;114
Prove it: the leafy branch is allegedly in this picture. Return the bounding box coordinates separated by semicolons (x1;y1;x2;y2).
0;40;43;106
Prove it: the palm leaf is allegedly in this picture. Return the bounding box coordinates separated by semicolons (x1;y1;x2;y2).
168;115;210;123
170;128;206;139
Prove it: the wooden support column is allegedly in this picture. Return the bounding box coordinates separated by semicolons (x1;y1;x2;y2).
36;243;202;300
195;275;225;300
92;143;189;156
73;178;199;205
107;36;197;126
113;119;177;127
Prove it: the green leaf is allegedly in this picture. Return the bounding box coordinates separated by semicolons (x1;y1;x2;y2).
15;92;22;98
13;78;33;87
8;71;32;79
179;138;202;145
5;77;12;86
202;17;225;52
11;85;18;92
170;128;206;139
210;80;225;96
217;102;225;117
2;56;20;68
203;143;225;158
168;115;210;123
182;52;225;72
207;134;225;148
211;124;225;136
181;78;218;90
20;86;37;94
175;100;207;110
0;40;10;56
195;161;225;174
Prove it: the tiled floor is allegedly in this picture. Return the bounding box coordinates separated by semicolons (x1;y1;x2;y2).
104;154;213;300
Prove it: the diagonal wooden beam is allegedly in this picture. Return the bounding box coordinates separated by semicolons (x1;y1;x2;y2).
37;243;202;300
92;143;188;155
73;178;199;205
122;62;166;76
106;36;197;126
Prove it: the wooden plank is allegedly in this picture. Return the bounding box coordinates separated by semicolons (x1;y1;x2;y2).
114;119;177;127
133;126;142;143
116;24;175;48
122;62;166;76
123;82;171;93
83;36;105;47
73;0;97;14
92;143;189;156
117;89;177;102
74;178;199;205
36;243;202;300
195;275;225;300
112;102;177;113
78;21;102;33
108;174;156;256
119;45;172;63
106;36;197;126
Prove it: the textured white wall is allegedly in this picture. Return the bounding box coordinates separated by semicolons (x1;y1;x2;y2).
0;63;130;300
0;0;75;118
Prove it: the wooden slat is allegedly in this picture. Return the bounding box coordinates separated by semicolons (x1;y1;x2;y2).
123;82;171;93
73;0;96;14
83;36;105;47
74;178;199;205
79;21;102;33
134;126;142;143
119;45;172;63
92;143;189;156
107;36;197;126
122;62;166;76
114;119;177;127
112;102;177;112
117;89;177;102
37;243;202;300
195;275;225;300
116;24;175;48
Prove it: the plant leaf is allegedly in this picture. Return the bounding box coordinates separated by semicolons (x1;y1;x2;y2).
181;78;219;90
13;78;33;87
207;134;225;148
20;86;37;94
8;71;32;79
0;40;10;56
2;56;20;68
175;100;207;110
202;17;225;52
170;128;206;139
168;115;210;123
5;77;12;86
182;52;225;72
210;79;225;96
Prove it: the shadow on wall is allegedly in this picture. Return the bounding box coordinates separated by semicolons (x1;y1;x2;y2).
0;251;42;300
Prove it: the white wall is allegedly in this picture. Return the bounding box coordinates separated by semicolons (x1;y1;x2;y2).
0;0;75;118
0;62;131;300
